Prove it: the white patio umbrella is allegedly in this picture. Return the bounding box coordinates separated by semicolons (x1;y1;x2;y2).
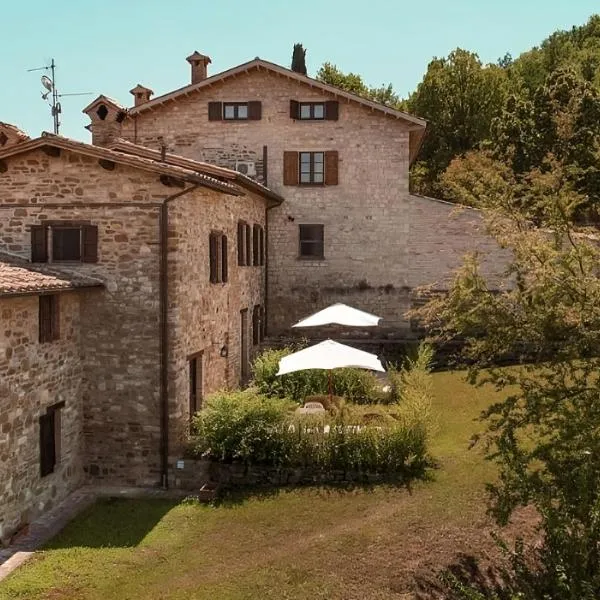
277;339;385;400
292;303;381;328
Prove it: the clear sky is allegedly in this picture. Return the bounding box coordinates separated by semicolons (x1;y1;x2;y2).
1;0;597;141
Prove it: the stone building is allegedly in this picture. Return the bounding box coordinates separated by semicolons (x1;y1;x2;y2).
83;53;508;340
0;130;281;542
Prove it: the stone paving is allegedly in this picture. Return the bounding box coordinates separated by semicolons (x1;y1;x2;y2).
0;485;189;582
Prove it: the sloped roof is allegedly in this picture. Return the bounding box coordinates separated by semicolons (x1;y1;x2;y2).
126;58;427;129
0;122;29;141
107;138;284;206
0;252;104;298
0;133;243;196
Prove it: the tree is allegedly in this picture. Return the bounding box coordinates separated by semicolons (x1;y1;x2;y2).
316;62;402;108
406;48;508;197
416;165;600;598
291;43;307;75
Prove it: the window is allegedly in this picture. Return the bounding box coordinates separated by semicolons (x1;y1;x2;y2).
245;223;251;266
31;223;98;264
39;294;60;343
209;232;228;283
299;224;324;259
300;152;324;185
252;305;261;345
189;353;203;418
290;100;339;120
209;101;262;121
300;103;325;120
40;402;64;477
237;221;247;266
283;151;338;186
259;226;265;266
224;103;248;120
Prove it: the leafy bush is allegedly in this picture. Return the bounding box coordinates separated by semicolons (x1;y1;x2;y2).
251;346;380;403
191;390;431;478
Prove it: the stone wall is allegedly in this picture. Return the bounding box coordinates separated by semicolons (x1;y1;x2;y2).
119;68;509;337
0;147;169;487
167;188;268;456
0;292;85;542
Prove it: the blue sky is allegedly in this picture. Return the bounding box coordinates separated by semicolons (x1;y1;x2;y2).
1;0;597;141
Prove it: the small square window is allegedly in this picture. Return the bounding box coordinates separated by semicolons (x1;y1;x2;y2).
299;102;325;120
223;103;249;120
298;152;325;185
300;104;311;119
238;105;248;119
52;228;81;261
224;105;235;119
299;224;324;259
313;104;324;119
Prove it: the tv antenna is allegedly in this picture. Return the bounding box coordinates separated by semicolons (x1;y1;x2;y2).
27;59;93;135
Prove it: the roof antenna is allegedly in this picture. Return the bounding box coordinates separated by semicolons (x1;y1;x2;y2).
27;59;93;135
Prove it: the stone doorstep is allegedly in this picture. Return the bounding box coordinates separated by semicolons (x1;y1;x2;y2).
0;484;194;583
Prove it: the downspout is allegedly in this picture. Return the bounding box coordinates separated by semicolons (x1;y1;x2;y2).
159;184;199;489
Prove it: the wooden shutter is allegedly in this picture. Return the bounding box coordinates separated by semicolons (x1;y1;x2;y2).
208;102;223;121
39;295;51;343
237;222;245;266
252;225;259;266
31;225;48;263
39;412;56;477
259;227;265;266
51;295;60;341
221;235;228;282
248;101;262;120
324;101;339;121
82;225;98;263
209;233;218;283
245;224;251;266
283;151;299;186
290;100;299;119
324;151;339;185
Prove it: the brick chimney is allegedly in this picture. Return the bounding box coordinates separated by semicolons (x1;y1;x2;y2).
130;84;154;107
82;96;126;147
186;51;212;85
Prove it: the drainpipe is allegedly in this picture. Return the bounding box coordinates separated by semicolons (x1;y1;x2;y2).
159;184;199;489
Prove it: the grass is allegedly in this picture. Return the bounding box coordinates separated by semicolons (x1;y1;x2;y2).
0;370;514;600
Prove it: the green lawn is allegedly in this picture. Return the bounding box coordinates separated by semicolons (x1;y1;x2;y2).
0;371;511;600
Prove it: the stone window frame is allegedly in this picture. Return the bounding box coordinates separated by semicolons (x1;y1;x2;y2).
39;293;60;343
39;401;65;478
298;224;325;260
188;350;204;420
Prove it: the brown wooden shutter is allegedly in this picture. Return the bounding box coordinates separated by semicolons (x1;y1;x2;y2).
82;225;98;263
221;235;228;282
208;102;223;121
283;151;299;186
252;225;259;266
237;222;245;266
289;100;299;119
51;295;60;341
39;411;56;477
324;100;339;120
245;223;251;265
39;295;50;343
209;233;218;282
31;225;48;263
324;151;339;185
259;227;265;266
247;101;262;120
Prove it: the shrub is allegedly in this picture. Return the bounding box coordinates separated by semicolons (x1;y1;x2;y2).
190;390;431;479
190;390;294;465
252;346;380;403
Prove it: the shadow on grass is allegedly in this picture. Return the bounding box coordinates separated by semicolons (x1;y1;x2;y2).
44;497;180;550
411;553;514;600
209;472;434;508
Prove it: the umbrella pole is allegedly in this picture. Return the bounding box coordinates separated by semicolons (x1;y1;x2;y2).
328;370;333;402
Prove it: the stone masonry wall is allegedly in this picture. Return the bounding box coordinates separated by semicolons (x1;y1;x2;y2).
167;188;267;457
0;292;85;542
120;68;509;337
0;147;171;487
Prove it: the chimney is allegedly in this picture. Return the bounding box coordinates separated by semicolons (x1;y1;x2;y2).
130;84;154;107
82;96;126;147
186;51;212;84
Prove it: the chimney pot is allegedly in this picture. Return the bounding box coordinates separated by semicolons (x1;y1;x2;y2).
130;84;154;107
186;51;212;84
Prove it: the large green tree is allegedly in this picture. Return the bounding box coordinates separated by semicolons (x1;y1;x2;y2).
405;48;508;197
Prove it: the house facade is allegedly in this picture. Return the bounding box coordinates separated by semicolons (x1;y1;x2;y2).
83;53;507;340
0;129;280;542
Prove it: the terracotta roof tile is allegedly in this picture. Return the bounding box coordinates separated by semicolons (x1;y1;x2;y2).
0;253;104;298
